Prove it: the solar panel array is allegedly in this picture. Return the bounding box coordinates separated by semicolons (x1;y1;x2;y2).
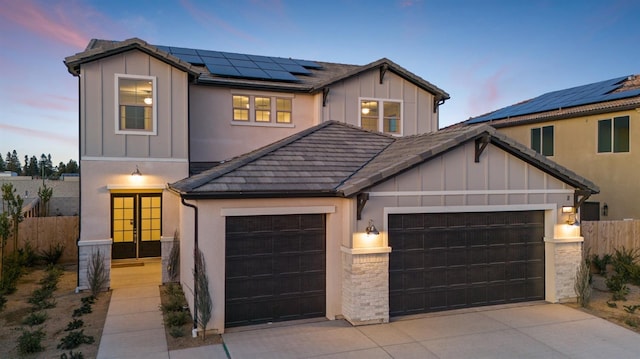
468;75;640;124
155;45;322;82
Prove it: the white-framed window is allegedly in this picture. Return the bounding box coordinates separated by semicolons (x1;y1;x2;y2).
360;98;402;135
115;74;157;135
231;93;294;126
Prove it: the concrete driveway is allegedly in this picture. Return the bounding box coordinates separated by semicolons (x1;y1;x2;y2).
215;303;640;359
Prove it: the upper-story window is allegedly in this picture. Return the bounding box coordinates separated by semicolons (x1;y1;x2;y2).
598;116;629;153
115;74;157;135
531;125;554;156
232;94;293;126
360;99;402;135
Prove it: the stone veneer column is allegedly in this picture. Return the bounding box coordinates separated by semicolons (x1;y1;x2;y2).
341;247;391;325
545;225;583;303
77;239;112;292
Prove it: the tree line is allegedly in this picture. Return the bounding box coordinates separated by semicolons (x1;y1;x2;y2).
0;150;78;179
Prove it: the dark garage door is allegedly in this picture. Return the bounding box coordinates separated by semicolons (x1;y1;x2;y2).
225;214;326;327
389;211;544;317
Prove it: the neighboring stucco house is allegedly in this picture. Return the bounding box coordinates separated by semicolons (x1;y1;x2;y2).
460;75;640;220
65;38;598;333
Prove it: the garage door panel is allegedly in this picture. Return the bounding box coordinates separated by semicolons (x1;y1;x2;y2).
225;214;326;327
390;211;544;316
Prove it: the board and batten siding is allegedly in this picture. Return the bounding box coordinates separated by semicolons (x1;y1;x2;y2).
357;142;574;244
322;70;438;136
80;49;188;160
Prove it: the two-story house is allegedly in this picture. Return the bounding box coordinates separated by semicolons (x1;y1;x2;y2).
461;75;640;221
65;38;598;333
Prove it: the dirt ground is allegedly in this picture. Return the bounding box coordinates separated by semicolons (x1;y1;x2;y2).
0;264;110;359
564;273;640;333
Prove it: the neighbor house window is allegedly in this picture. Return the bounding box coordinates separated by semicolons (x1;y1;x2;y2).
232;94;294;125
115;74;156;135
598;116;629;153
531;125;554;156
360;99;402;135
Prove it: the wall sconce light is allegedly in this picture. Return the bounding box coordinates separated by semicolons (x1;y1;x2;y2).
143;97;153;105
602;203;608;217
365;219;380;236
131;165;142;177
566;214;580;226
561;206;574;214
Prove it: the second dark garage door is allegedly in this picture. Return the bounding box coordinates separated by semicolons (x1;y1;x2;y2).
389;211;545;317
225;214;326;327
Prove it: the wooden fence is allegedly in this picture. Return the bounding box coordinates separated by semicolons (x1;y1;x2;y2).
4;216;79;264
582;220;640;256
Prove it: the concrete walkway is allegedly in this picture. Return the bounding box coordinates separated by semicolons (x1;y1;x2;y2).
98;260;640;358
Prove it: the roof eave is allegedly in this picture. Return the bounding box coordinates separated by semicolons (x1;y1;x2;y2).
176;189;342;200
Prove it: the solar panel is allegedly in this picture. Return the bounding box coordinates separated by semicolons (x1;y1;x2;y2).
264;70;298;81
206;65;241;77
155;43;323;82
468;76;634;124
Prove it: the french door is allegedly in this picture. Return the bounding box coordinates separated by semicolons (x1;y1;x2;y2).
111;193;162;259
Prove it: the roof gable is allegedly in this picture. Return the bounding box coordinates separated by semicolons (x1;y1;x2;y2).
466;75;640;125
65;38;449;99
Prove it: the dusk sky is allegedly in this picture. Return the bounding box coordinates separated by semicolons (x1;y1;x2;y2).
1;0;639;164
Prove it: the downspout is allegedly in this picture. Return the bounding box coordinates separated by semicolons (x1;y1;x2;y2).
76;75;81;289
181;197;199;337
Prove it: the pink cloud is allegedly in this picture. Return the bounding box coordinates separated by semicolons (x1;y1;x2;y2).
0;0;89;49
0;123;76;144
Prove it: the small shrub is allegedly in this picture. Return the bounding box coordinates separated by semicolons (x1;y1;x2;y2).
39;242;65;265
17;328;45;354
611;247;639;281
72;303;93;317
165;310;189;327
60;351;85;359
65;318;84;331
606;274;630;301
57;329;95;350
590;253;611;275
1;252;24;294
169;326;185;338
163;282;183;297
19;241;38;267
29;286;54;304
623;304;640;314
606;300;618;308
624;316;640;328
167;230;180;282
86;250;108;296
161;295;187;313
23;311;48;326
80;295;95;305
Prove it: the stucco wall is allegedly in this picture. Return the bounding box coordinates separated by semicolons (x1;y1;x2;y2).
498;109;638;220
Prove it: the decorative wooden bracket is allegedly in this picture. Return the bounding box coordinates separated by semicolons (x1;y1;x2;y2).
474;135;490;163
574;189;591;210
357;193;369;220
322;87;330;107
379;64;388;84
433;98;446;113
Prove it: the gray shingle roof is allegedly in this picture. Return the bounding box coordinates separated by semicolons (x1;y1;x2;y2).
169;122;599;199
64;38;449;100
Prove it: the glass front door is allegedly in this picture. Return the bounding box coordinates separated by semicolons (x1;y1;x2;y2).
111;193;162;259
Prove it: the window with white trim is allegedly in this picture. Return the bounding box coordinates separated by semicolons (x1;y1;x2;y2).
232;94;293;125
115;74;157;135
360;99;402;135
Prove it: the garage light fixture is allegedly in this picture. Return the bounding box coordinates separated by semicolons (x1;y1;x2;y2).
131;165;142;177
561;206;574;214
366;219;380;236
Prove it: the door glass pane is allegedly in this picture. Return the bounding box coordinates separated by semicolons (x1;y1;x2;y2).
140;195;161;241
614;116;629;152
598;119;612;153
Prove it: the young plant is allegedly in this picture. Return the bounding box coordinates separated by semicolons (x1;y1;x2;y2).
22;311;48;326
86;250;108;296
193;248;212;340
60;351;85;359
57;329;94;350
39;242;65;265
65;318;84;331
574;258;591;307
167;230;180;282
17;328;45;354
